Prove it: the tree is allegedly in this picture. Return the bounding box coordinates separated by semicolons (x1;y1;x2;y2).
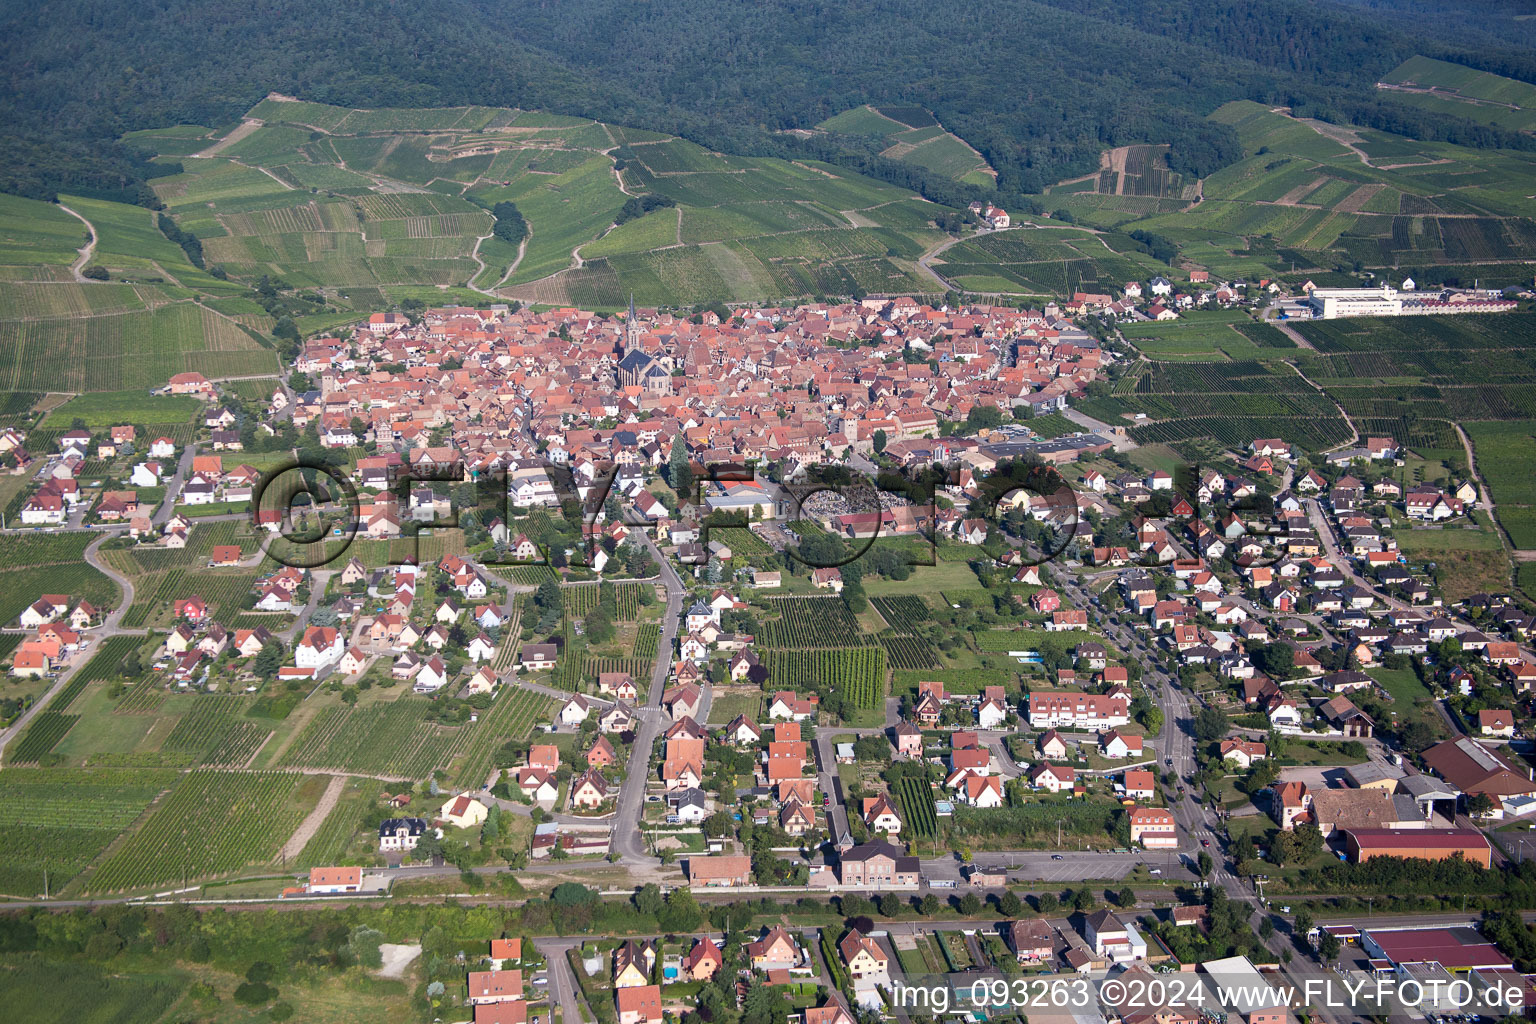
742;979;789;1024
872;429;887;454
1197;851;1213;877
667;439;694;497
1116;886;1135;908
958;891;982;915
877;892;901;917
1319;932;1342;961
1194;705;1230;743
252;641;284;679
633;883;664;917
1467;792;1496;818
998;890;1022;917
550;882;596;907
1294;909;1313;938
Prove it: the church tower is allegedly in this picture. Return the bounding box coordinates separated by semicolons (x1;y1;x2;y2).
626;292;640;348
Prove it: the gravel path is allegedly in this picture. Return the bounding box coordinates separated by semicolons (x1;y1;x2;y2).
278;774;347;862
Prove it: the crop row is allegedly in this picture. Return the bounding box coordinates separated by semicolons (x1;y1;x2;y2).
764;647;886;709
760;597;865;647
632;623;660;660
879;633;941;670
872;596;932;633
894;775;937;839
84;770;310;893
278;700;472;778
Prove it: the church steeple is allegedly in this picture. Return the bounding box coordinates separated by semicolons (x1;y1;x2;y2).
626;292;640;347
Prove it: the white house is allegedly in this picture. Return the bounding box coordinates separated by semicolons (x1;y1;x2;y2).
295;626;344;669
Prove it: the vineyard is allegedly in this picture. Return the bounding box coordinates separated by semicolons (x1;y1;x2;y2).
763;647;886;709
118;568;260;629
294;778;373;869
8;636;144;763
0;767;177;896
277;699;472;778
879;633;941;670
894;775;937;839
760;597;865;647
585;656;651;682
451;687;553;788
872;596;933;633
612;582;648;620
632;623;660;659
0;532;117;627
710;526;771;555
562;586;599;619
84;770;315;893
161;698;271;768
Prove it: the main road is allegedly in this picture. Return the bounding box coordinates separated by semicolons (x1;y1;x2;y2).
608;531;687;865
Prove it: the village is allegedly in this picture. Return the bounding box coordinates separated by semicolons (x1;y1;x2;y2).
0;294;1534;1024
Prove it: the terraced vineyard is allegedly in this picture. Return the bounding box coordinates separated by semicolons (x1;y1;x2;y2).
760;596;866;647
84;770;315;893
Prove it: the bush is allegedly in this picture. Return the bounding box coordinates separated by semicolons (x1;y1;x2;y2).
233;981;276;1006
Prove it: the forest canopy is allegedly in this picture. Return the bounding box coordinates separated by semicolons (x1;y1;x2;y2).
3;0;1535;206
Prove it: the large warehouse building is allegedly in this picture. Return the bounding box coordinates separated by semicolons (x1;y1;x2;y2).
1342;826;1492;868
1303;283;1518;319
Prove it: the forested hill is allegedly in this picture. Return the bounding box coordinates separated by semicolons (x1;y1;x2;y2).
4;0;1535;207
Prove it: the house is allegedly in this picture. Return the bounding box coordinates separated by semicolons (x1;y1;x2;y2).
519;643;557;672
768;690;818;721
683;937;723;982
1099;729;1143;759
1479;709;1516;739
559;695;592;726
894;721;923;758
839;840;921;888
1319;695;1374;738
613;940;656;988
1129;807;1177;848
515;768;559;804
838;930;889;983
1122;769;1155;802
811;567;844;593
413;656;449;693
616;986;662;1024
1218;739;1267;768
570;769;611;810
862;794;904;834
724;714;763;746
1038;730;1068;759
1029;762;1075;794
295;626;345;669
587;735;618;768
440;793;489;830
687;854;753;887
378;817;431;852
1083;909;1148;962
305;866;363;894
746;925;802;971
1272;781;1312;830
999;920;1055;968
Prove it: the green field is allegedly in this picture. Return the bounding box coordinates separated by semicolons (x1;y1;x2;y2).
1380;56;1536;133
0;533;118;631
84;770;318;893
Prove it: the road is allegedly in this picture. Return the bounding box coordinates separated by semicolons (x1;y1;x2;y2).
609;531;686;864
56;203;98;283
0;531;147;760
152;444;198;526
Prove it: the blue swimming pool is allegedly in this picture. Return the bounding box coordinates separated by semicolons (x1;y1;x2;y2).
663;967;679;980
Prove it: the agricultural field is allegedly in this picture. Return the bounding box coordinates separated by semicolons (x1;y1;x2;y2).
761;647;886;710
0;532;117;632
1093;359;1353;452
0;194;89;275
0;766;177;896
893;774;938;839
759;596;867;647
930;227;1167;296
0;280;277;393
815;105;995;183
1120;310;1276;361
83;770;319;893
275;697;475;779
1379;56;1536;133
